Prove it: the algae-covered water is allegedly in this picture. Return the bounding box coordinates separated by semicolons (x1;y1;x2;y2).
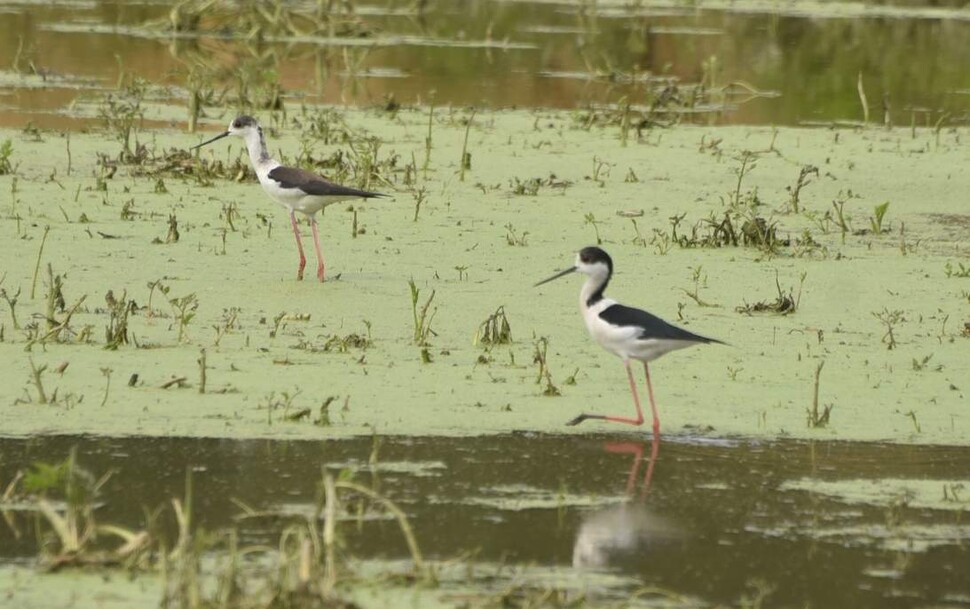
0;108;967;443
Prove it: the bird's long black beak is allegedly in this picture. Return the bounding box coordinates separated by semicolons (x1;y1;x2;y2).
534;266;577;287
191;131;230;150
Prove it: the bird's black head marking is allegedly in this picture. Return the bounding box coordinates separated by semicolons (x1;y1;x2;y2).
575;246;614;306
578;246;613;273
231;115;258;130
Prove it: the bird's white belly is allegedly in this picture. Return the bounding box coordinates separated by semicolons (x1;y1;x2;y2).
258;179;353;216
583;306;695;363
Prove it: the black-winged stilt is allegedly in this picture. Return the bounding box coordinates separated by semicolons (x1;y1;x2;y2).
536;246;723;433
192;115;388;282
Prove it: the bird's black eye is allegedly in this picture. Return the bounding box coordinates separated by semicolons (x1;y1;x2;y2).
232;119;242;129
579;254;590;263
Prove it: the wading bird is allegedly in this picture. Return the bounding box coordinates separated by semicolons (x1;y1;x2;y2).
536;246;723;433
192;115;387;282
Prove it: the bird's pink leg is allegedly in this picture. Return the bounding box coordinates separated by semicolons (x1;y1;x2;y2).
309;215;325;282
566;361;645;427
643;362;660;433
605;442;644;496
639;427;661;500
289;211;307;281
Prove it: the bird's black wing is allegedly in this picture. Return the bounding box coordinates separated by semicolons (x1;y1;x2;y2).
599;303;723;344
268;166;386;198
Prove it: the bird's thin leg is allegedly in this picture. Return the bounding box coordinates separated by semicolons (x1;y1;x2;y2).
289;211;307;281
605;442;644;496
309;215;326;282
639;427;661;500
643;362;660;433
566;361;645;427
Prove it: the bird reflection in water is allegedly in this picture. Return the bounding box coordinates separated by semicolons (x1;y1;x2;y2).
573;430;683;569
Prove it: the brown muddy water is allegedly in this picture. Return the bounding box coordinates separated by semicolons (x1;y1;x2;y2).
2;0;970;127
1;434;969;608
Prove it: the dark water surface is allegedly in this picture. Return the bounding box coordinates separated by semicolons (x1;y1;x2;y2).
2;0;970;127
1;434;968;608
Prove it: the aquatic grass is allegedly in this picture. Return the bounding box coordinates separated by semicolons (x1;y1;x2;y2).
262;390;302;425
831;191;857;243
785;165;818;214
26;356;49;404
423;101;435;178
681;266;716;308
97;79;147;164
910;354;939;372
42;264;65;331
504;223;529;246
903;410;921;434
584;213;603;245
807;360;832;428
628;218;647;247
211;307;240;346
165;213;180;243
944;262;970;278
0;138;15;175
474;306;513;346
740;215;783;255
869;201;891;235
10;175;19;213
157;465;431;608
146;279;169;319
19;449;152;570
458;110;475;182
29;225;51;300
169;291;199;343
320;330;372;353
197;349;207;394
857;72;870;125
408;279;437;347
99;367;113;407
650;227;672;255
104;290;134;350
511;176;540;196
532;337;560;396
411;186;428;222
0;282;21;331
736;271;805;315
730;150;757;208
873;308;904;350
591;156;612;186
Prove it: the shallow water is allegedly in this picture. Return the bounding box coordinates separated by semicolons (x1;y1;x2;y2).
2;0;970;127
1;434;969;607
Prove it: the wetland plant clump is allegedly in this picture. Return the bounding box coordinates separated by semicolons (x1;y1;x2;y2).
408;279;437;348
736;271;806;316
785;165;819;213
0;138;15;174
13;449;151;570
873;308;905;350
807;360;832;428
104;290;135;350
474;306;513;346
532;337;561;397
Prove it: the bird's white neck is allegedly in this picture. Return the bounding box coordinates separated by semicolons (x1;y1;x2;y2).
242;128;273;172
579;270;610;310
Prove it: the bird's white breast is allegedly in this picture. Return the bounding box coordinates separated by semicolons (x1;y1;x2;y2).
582;298;639;357
581;297;697;362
